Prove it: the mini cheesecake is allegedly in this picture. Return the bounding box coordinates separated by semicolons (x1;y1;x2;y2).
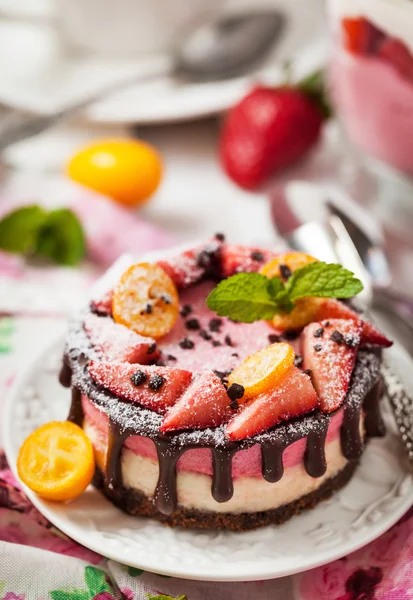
60;238;390;531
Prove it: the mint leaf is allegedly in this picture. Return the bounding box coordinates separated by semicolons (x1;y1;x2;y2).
286;262;363;301
206;273;279;322
35;208;86;266
267;276;285;298
0;205;47;253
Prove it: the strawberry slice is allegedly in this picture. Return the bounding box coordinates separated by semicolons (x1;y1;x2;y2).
89;361;192;414
341;17;384;55
160;372;232;432
157;236;224;288
226;366;318;440
302;319;362;412
316;299;392;347
90;289;114;316
84;314;158;363
379;38;413;81
220;244;277;278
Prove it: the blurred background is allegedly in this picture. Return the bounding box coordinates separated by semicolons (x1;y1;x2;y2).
1;0;413;351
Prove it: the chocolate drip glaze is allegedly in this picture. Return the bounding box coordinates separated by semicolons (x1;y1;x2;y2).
304;416;329;477
67;387;83;426
261;441;286;483
211;448;235;502
59;358;72;388
154;441;186;515
106;420;130;489
63;321;385;516
364;378;386;438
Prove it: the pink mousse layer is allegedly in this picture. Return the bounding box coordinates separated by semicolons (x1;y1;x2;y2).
331;50;413;175
155;280;300;373
82;394;344;479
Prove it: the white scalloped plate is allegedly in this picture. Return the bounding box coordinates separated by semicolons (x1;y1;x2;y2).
3;337;413;581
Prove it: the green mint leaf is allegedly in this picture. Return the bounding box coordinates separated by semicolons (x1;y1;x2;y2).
146;595;187;600
206;273;279;323
286;262;363;301
0;205;47;253
84;566;112;596
273;289;295;314
35;208;86;266
267;276;285;298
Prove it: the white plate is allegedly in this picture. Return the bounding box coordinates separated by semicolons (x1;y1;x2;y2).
3;337;413;582
0;0;327;124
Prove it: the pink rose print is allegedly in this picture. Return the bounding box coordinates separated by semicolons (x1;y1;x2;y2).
336;567;383;600
368;526;411;568
300;560;350;599
1;594;25;600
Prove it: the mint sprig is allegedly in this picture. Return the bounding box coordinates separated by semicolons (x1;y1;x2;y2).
0;204;85;266
206;261;363;323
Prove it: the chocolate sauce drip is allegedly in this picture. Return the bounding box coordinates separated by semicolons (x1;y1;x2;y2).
211;448;235;502
59;357;72;388
304;416;329;477
261;441;286;483
67;387;83;426
154;441;186;515
341;400;363;460
106;420;130;489
364;378;386;438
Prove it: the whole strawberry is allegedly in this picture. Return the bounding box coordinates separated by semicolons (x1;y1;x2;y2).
219;74;328;190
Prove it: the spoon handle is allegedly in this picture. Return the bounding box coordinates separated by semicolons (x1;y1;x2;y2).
0;61;171;151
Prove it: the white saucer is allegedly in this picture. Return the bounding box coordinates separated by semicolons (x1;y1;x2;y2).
3;336;413;581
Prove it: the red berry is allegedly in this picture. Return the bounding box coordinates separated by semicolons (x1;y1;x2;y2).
84;314;158;364
219;86;323;190
316;299;392;348
220;244;277;278
90;289;113;316
88;361;192;414
160;372;232;432
226;366;318;440
379;38;413;81
302;319;362;412
341;17;384;55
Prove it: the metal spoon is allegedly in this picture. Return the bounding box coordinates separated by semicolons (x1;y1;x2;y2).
0;10;285;151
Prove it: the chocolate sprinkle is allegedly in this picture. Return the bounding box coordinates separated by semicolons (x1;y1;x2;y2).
185;318;200;331
314;344;322;352
212;340;222;347
225;335;234;347
294;355;303;368
231;352;239;358
199;329;212;341
331;330;345;345
283;329;299;341
227;383;245;401
230;400;239;410
215;232;225;242
268;334;281;344
304;369;312;376
279;264;292;280
148;374;165;391
180;305;192;318
214;370;231;382
345;336;359;349
167;354;177;361
130;370;148;386
323;321;331;327
147;343;157;355
209;318;222;332
179;338;195;350
314;327;324;338
251;251;264;262
197;250;214;268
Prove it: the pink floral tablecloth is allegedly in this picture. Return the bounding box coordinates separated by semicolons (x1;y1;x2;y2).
1;231;413;599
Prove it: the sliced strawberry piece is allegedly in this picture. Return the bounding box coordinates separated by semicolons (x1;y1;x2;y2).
226;366;318;440
315;299;392;347
160;372;232;432
84;314;158;364
341;17;384;55
90;289;114;315
302;319;362;412
157;236;224;289
220;244;277;278
379;38;413;81
89;361;192;414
